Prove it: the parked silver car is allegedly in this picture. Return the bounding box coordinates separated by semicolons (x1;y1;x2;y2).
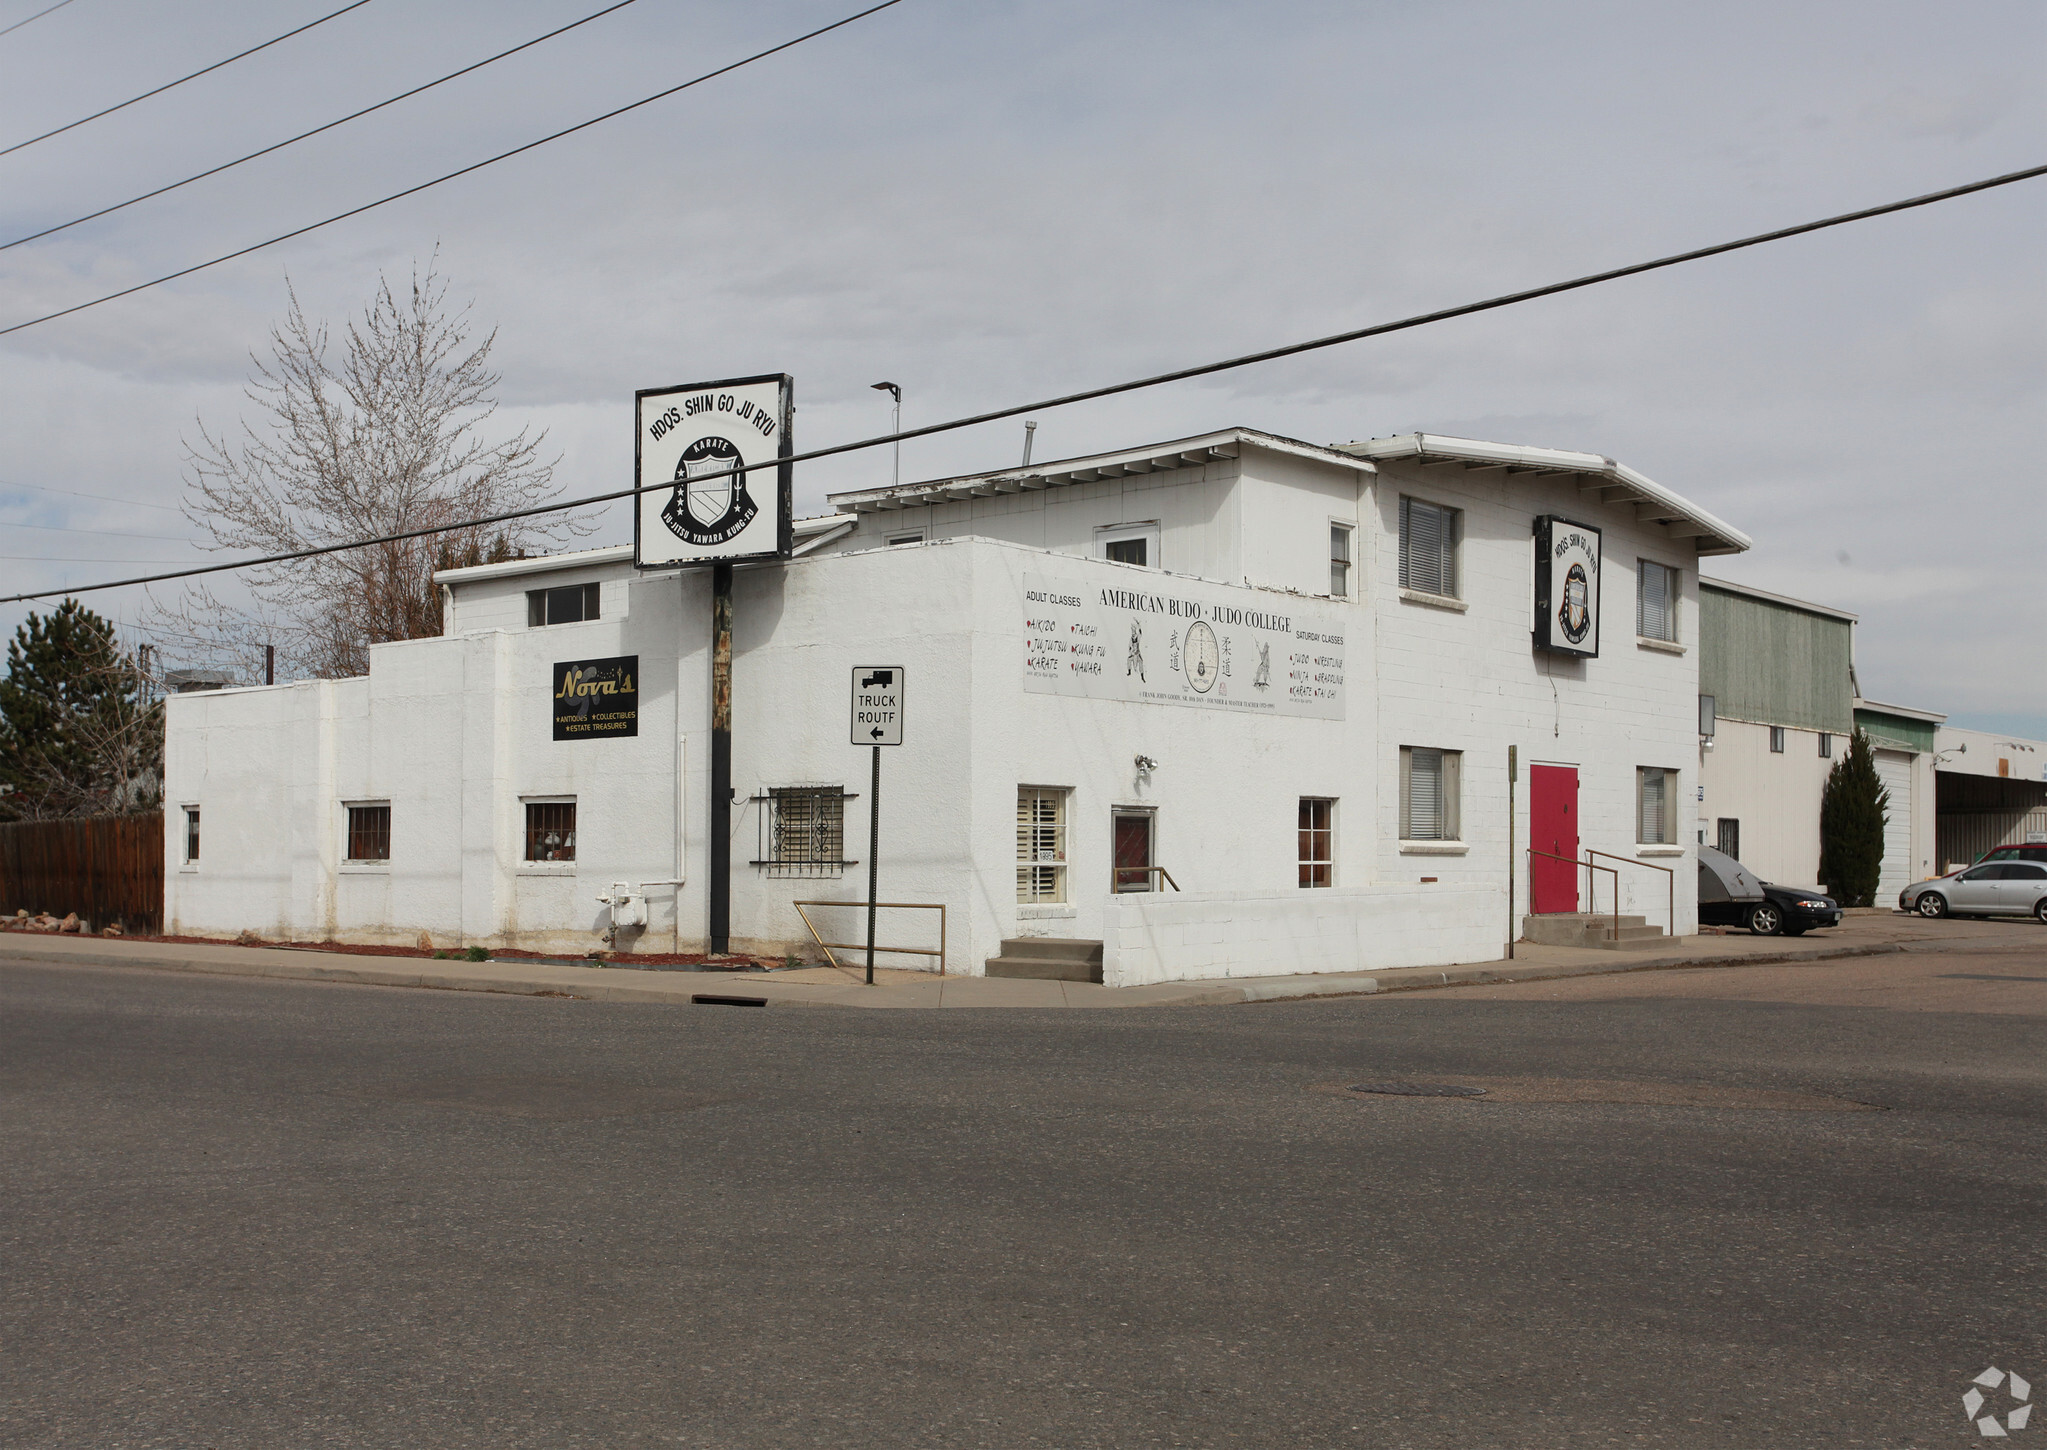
1900;861;2047;921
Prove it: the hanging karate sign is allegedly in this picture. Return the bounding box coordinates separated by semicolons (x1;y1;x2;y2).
634;373;794;568
1532;515;1602;658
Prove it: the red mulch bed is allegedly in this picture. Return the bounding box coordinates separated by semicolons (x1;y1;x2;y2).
87;933;784;969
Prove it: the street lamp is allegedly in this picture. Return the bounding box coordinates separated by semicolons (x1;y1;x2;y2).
871;381;901;488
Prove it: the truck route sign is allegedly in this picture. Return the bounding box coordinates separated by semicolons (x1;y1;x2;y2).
850;666;905;746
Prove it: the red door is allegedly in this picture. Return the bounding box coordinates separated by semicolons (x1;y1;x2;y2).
1529;765;1579;913
1113;812;1154;892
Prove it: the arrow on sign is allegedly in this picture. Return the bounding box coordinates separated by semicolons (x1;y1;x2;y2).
869;726;885;739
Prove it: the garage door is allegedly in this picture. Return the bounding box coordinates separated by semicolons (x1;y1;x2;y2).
1874;750;1914;902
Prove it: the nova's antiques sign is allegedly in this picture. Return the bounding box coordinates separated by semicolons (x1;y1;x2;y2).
633;373;793;567
1532;515;1602;657
553;656;639;740
1022;574;1344;719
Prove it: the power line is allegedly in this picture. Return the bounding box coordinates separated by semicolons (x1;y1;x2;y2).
1;554;201;563
0;0;906;338
0;476;186;511
0;0;375;158
0;0;79;41
1;0;644;253
0;519;200;541
4;155;2043;607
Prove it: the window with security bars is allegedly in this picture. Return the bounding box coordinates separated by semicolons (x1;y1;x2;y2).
1299;798;1334;887
757;787;849;877
183;807;200;863
1398;497;1459;598
346;803;391;862
1329;525;1352;598
1399;747;1461;841
524;800;577;862
1016;787;1068;903
1638;767;1677;845
1637;559;1677;641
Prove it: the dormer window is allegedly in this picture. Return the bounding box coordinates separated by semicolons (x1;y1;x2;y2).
527;583;601;627
1097;522;1160;569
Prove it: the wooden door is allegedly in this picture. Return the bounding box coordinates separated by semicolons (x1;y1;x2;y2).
1529;765;1579;913
1113;812;1154;892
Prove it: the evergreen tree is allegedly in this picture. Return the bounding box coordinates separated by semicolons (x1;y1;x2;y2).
0;600;162;821
1818;727;1888;906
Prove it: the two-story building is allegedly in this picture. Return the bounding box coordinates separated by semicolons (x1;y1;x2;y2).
163;427;1748;984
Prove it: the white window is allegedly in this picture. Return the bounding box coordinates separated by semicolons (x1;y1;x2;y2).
1637;559;1677;641
524;799;577;862
1016;787;1068;903
1398;498;1459;598
1329;524;1353;598
345;803;391;862
1299;798;1334;887
526;582;600;627
1399;747;1461;841
1097;521;1160;569
1818;733;1832;759
1770;726;1786;753
182;806;200;864
1637;767;1678;845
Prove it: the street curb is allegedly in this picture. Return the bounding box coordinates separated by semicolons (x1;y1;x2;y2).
0;936;1916;1009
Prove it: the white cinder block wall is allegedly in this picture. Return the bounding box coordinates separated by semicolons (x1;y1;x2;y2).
166;429;1733;974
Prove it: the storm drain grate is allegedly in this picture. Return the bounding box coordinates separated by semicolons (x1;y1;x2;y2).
692;994;768;1007
1348;1081;1488;1098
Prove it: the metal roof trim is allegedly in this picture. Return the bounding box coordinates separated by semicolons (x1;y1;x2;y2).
1854;697;1948;725
1341;433;1752;556
825;427;1372;513
1699;575;1858;623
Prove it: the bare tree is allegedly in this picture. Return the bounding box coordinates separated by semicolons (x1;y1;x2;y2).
144;260;589;679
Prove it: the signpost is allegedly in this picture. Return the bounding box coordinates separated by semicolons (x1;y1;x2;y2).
850;667;905;984
634;374;793;957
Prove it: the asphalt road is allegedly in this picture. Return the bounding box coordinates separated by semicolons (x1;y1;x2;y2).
3;933;2043;1449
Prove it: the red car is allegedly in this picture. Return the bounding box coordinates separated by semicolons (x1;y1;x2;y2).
1979;843;2047;865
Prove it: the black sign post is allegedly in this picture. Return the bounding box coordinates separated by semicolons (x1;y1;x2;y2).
850;667;905;986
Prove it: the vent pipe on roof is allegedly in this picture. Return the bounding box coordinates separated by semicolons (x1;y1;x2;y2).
1021;421;1036;466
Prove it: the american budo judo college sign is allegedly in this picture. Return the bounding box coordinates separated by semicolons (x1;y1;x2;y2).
633;374;795;955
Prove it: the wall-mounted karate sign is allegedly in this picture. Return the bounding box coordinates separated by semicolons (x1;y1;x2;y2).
1532;516;1602;657
553;655;639;740
634;373;793;568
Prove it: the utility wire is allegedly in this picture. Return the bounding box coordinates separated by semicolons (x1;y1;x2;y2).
2;0;644;253
5;156;2043;606
0;476;185;511
0;519;200;541
0;0;905;338
1;0;374;157
0;0;79;41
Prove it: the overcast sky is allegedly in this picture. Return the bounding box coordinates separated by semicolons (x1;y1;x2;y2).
1;0;2041;734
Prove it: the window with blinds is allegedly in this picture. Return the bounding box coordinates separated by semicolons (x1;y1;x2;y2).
1399;747;1462;841
1298;798;1334;887
1016;787;1068;903
761;787;848;876
1637;767;1677;845
1398;497;1459;598
1636;559;1677;641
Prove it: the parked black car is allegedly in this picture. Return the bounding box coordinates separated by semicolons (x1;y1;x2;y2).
1696;847;1841;934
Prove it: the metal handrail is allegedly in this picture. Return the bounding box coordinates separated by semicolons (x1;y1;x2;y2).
791;900;946;976
1111;865;1180;893
1586;849;1676;940
1526;847;1620;944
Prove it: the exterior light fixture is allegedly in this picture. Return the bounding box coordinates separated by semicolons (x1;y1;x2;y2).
871;382;901;489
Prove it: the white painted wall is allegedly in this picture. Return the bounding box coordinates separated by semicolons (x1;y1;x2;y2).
166;432;1721;973
1696;718;1833;888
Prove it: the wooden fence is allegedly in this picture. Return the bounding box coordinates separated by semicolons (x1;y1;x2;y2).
0;812;163;933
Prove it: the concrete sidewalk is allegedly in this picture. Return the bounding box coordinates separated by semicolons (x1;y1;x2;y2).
4;913;2024;1008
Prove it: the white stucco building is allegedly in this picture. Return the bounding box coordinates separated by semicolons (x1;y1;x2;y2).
164;427;1748;984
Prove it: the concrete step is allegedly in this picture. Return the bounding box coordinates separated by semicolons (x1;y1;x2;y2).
1521;913;1667;951
986;938;1104;983
995;937;1104;963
